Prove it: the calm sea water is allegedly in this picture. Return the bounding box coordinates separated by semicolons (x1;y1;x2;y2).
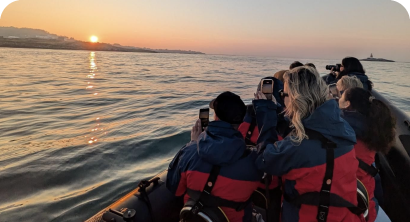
0;48;409;221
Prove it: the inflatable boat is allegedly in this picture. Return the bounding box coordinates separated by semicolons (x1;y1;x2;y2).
87;90;410;222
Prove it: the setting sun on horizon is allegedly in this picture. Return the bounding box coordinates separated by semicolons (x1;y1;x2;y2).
0;0;410;60
90;36;98;43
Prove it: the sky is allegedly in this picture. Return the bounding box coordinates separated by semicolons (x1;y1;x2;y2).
1;0;410;61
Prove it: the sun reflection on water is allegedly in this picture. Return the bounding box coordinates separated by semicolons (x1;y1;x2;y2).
84;52;107;144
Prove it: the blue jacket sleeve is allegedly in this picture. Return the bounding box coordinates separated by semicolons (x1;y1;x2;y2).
253;99;299;176
253;99;278;145
166;142;193;196
325;73;337;85
255;140;299;176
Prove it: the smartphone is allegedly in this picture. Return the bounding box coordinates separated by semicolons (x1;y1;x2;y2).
261;79;274;100
199;108;209;131
329;83;338;98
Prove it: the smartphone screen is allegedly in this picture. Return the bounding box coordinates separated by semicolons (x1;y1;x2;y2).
261;79;274;100
261;79;273;94
199;108;209;131
329;84;338;97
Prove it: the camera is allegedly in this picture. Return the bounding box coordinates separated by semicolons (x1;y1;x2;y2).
325;64;342;72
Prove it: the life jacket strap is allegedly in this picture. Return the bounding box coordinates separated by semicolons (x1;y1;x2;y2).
304;129;337;222
245;116;257;146
189;165;221;215
357;158;379;177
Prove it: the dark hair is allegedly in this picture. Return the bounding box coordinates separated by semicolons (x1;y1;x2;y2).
289;61;304;69
340;57;365;76
212;91;246;125
337;57;373;91
344;87;396;153
305;63;316;69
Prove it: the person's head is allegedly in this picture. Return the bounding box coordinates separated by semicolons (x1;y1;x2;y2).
336;75;363;95
337;57;373;91
289;61;304;70
339;88;395;153
283;66;329;144
209;91;246;128
305;63;316;69
338;57;365;77
273;70;287;82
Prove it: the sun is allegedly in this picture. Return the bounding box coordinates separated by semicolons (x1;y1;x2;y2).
90;36;98;43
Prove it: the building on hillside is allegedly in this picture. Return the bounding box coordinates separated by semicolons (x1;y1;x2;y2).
35;35;57;39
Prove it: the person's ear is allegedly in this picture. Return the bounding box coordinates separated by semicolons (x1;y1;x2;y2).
345;100;351;109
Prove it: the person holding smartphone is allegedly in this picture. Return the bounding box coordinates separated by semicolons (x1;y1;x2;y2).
238;76;285;147
166;91;263;222
253;66;364;222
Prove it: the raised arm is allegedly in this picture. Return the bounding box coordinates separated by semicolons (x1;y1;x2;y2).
253;99;278;145
253;97;299;176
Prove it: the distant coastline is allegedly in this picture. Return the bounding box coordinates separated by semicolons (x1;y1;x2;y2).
0;37;158;53
0;38;205;54
0;26;205;55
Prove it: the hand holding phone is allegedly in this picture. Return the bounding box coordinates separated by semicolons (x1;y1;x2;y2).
191;119;202;141
199;108;209;131
254;91;277;104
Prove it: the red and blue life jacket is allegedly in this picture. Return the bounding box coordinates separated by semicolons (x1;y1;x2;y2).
254;99;365;222
342;110;379;222
166;121;263;222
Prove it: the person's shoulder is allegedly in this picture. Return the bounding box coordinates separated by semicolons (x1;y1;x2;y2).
180;141;199;156
173;141;198;162
276;135;322;154
224;148;263;180
168;141;200;171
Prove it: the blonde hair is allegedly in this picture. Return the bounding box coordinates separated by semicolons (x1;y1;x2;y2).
283;66;329;144
339;75;363;90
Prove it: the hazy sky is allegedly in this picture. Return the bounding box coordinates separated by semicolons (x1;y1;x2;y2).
1;0;410;61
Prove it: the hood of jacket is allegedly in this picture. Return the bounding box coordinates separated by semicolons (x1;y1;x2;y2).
197;120;246;166
341;109;367;138
302;99;357;147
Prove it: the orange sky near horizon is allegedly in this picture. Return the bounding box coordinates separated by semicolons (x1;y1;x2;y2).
1;0;410;61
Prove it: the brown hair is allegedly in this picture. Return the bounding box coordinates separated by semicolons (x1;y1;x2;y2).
344;88;396;153
273;70;287;82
